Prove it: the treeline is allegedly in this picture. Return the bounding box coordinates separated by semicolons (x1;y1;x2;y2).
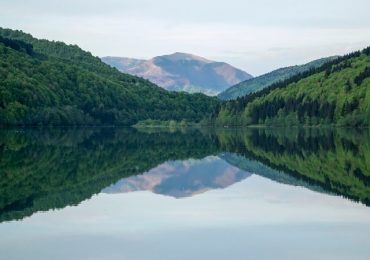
214;46;370;127
354;66;370;85
0;28;220;126
218;56;337;100
0;35;34;55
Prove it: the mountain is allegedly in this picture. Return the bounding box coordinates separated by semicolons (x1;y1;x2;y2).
218;57;338;100
214;47;370;127
0;28;219;126
102;52;252;95
101;57;145;71
103;156;251;198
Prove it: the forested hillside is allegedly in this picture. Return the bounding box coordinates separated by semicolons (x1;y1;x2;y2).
215;47;370;127
218;57;337;100
0;28;219;126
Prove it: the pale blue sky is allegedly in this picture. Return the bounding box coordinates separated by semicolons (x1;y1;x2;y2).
1;0;370;75
2;173;370;259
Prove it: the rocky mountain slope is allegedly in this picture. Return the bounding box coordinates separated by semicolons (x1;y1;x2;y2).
102;52;252;95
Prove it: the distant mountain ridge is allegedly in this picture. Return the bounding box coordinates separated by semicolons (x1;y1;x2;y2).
218;56;338;100
102;52;253;95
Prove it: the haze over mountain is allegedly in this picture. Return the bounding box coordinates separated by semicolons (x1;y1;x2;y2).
102;52;252;95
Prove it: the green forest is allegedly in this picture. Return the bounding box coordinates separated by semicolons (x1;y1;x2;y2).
1;27;370;128
0;28;219;126
218;56;337;100
215;47;370;127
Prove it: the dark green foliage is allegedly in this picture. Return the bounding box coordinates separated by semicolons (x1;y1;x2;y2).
344;80;352;92
215;46;370;127
354;66;370;86
218;56;338;100
329;60;352;74
0;28;219;126
0;35;34;55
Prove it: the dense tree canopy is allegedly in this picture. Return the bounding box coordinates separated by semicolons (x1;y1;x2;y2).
218;56;338;100
0;28;220;126
214;47;370;127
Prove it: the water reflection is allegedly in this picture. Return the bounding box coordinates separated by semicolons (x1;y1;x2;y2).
103;156;251;198
1;127;370;223
217;128;370;205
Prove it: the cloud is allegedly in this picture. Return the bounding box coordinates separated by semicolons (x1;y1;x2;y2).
1;0;370;75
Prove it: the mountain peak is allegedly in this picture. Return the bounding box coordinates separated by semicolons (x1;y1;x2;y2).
155;52;213;64
102;52;252;95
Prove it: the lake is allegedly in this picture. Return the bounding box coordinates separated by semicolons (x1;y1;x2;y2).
1;127;370;260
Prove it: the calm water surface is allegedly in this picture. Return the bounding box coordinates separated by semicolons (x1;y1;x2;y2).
1;128;370;260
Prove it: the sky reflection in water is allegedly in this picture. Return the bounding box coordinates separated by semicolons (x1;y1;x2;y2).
1;128;370;259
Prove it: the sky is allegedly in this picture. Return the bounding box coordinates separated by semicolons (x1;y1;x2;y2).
1;0;370;75
2;174;370;259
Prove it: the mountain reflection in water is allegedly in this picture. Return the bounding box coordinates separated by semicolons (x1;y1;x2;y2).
103;156;251;198
1;127;370;222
